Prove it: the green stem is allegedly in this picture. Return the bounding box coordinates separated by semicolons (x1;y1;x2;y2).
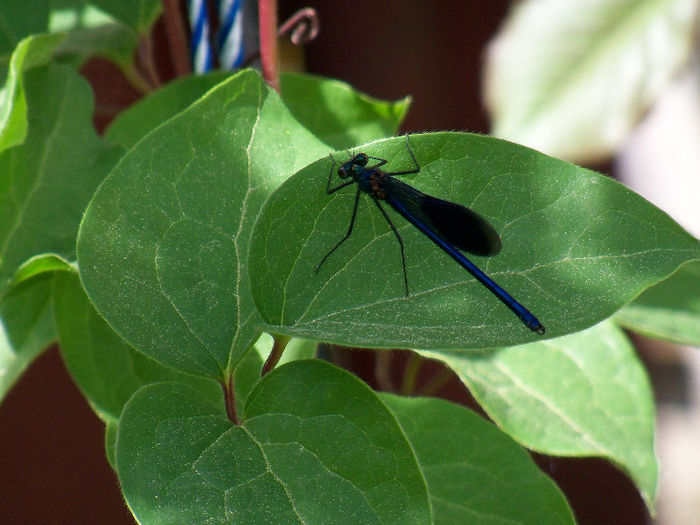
400;353;423;396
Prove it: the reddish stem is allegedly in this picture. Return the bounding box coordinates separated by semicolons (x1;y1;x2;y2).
221;374;239;424
258;0;280;92
161;0;192;76
261;334;291;376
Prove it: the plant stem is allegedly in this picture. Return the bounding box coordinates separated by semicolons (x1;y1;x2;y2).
400;353;423;396
258;0;280;92
415;367;453;397
261;334;291;376
161;0;192;76
374;350;395;392
221;373;239;424
137;32;162;88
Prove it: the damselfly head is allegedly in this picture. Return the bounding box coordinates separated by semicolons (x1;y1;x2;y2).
338;153;368;179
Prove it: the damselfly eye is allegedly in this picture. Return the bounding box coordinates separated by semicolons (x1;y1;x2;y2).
354;153;369;166
338;165;350;178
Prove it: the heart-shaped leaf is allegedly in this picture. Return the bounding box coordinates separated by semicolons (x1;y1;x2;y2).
78;70;330;378
117;360;430;524
249;132;700;348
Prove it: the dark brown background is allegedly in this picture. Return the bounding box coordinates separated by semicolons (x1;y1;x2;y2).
0;1;650;523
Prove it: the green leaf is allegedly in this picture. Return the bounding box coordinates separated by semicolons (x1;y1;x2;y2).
249;132;700;348
0;33;65;152
105;71;232;149
11;253;74;286
48;1;119;32
105;71;407;153
78;70;330;378
423;321;657;510
52;271;217;420
279;73;410;149
0;0;50;58
88;0;162;34
117;360;430;524
484;0;699;161
0;63;123;295
54;22;138;72
105;416;118;470
616;260;700;345
382;394;575;524
0;274;54;401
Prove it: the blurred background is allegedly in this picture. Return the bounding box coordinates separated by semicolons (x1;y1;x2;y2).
0;1;698;523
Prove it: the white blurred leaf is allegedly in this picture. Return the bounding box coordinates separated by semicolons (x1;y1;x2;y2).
484;0;699;162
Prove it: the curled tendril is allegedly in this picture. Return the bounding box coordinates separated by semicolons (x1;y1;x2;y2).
242;7;319;68
278;7;320;45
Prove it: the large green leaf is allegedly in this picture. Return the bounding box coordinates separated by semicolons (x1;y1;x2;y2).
424;321;657;510
382;394;575;524
0;274;54;401
484;0;699;161
0;63;123;295
78;70;330;379
249;132;700;348
616;260;700;345
117;360;430;524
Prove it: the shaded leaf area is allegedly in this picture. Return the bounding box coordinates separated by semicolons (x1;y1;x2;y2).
53;21;138;72
0;0;49;58
0;34;65;152
106;71;233;149
616;260;700;345
425;321;657;510
250;132;700;349
279;73;410;149
52;271;220;421
106;71;409;152
0;63;123;294
484;0;699;161
0;274;54;400
88;0;162;34
382;394;575;525
77;70;330;378
53;270;266;472
117;361;430;524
